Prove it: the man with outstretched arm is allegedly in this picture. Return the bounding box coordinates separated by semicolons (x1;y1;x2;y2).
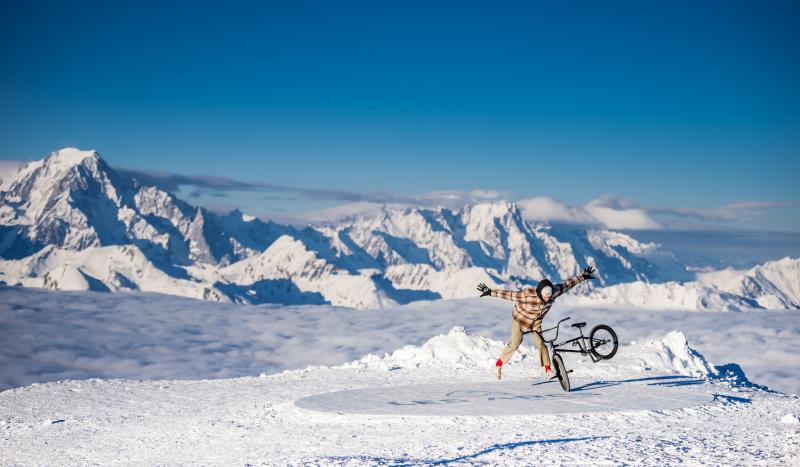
477;266;596;380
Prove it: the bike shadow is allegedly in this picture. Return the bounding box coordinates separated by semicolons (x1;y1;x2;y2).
568;375;700;392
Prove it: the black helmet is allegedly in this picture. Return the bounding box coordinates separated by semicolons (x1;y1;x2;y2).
536;279;553;301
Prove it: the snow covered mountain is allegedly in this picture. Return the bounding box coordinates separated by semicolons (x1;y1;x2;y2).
0;148;292;266
0;148;797;310
696;257;800;309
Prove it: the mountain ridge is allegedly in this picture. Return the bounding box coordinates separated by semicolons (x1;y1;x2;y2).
0;148;796;310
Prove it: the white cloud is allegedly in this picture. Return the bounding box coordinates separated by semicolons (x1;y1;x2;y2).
584;205;662;229
225;191;799;231
651;200;800;223
518;194;800;230
294;190;510;225
298;202;391;225
410;189;509;208
585;196;662;229
518;195;662;230
517;197;595;225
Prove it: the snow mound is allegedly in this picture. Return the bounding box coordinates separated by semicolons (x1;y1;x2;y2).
342;326;532;371
343;327;719;380
781;413;799;424
634;331;717;377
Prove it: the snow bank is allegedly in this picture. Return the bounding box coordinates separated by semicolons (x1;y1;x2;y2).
781;413;799;424
632;331;717;377
343;326;719;379
342;326;533;370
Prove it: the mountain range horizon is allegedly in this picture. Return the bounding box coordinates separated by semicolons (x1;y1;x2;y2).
0;148;797;311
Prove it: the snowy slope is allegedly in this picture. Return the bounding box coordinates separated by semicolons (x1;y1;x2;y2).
0;148;797;310
219;235;396;308
317;202;692;287
562;280;762;311
557;257;800;311
1;316;798;465
0;245;229;301
698;257;800;309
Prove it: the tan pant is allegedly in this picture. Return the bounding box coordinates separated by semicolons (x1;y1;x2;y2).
498;319;550;368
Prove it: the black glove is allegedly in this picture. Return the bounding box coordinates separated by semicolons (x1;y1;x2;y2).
582;266;595;280
476;282;492;297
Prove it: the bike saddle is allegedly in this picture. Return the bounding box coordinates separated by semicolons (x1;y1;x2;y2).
571;322;587;328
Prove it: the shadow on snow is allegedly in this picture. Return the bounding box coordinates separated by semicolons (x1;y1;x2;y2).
310;436;609;466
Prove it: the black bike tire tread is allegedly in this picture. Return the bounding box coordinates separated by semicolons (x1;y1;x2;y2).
553;354;570;392
589;324;618;360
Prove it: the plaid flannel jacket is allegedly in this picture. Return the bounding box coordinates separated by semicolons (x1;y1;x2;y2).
491;274;587;331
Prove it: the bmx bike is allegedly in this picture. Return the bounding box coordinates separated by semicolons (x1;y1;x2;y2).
528;317;618;392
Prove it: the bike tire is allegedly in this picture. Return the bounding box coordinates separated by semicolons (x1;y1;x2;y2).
553;353;570;392
589;324;618;360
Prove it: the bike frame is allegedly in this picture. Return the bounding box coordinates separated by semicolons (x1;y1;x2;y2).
525;317;617;390
552;332;604;363
527;317;604;365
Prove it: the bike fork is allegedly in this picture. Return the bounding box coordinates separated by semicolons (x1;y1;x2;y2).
549;356;573;380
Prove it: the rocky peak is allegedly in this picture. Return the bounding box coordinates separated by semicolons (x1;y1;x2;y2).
0;148;124;222
46;147;100;165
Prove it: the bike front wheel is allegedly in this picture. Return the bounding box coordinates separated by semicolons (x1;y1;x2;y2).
552;353;570;392
589;324;618;360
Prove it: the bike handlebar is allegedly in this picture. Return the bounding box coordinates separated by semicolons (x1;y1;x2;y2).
530;316;570;343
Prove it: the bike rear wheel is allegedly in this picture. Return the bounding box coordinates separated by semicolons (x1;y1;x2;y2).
552;353;570;392
589;324;618;360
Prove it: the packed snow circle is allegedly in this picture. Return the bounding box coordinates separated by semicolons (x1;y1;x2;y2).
1;292;799;465
294;379;712;416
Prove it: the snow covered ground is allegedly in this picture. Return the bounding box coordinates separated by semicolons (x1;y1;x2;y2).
1;286;799;464
4;365;798;465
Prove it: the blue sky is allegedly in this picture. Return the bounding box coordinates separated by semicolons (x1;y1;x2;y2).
1;1;799;230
